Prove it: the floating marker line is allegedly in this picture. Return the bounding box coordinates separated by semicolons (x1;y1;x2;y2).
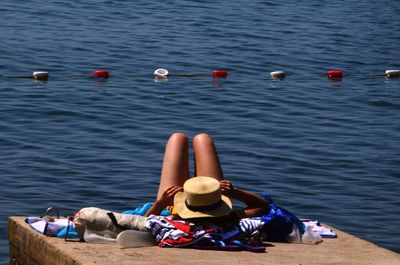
1;68;399;82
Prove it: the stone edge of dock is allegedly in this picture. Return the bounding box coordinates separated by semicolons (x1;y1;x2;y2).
8;216;400;265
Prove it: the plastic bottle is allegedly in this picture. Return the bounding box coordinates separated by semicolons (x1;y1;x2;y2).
286;223;301;243
117;230;155;248
301;226;323;244
83;228;117;244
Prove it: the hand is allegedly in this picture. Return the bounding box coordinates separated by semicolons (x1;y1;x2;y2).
156;185;183;207
220;180;235;197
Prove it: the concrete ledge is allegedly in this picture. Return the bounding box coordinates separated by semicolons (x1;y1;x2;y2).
8;216;400;265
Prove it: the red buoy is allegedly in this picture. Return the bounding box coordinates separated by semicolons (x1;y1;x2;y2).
212;70;228;78
93;70;109;79
328;70;343;79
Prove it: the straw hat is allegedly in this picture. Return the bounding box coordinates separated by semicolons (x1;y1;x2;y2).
173;176;232;219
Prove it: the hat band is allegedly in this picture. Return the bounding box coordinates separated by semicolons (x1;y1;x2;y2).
185;199;223;212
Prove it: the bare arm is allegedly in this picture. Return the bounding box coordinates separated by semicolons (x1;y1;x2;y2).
144;186;183;217
220;180;269;219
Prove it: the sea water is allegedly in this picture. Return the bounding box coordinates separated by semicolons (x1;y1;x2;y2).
1;1;399;263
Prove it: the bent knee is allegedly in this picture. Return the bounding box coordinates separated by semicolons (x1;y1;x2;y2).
193;133;213;145
168;132;188;143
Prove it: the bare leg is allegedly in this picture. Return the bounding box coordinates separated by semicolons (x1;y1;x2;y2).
157;132;190;200
193;133;224;181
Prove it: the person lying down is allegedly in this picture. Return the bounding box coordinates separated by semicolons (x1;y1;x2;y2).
69;133;329;251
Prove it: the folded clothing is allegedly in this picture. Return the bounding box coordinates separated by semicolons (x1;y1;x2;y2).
302;220;337;238
25;217;79;238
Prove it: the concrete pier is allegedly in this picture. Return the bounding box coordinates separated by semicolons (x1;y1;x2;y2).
8;216;400;265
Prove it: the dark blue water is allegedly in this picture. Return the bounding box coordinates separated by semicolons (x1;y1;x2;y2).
1;0;399;263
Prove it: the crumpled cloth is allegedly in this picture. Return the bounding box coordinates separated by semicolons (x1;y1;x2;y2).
25;217;79;238
145;214;266;252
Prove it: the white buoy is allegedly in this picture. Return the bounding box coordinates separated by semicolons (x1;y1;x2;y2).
270;71;285;79
385;70;400;78
33;71;49;80
154;68;169;78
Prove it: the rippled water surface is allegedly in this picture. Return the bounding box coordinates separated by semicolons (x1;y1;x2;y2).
1;0;400;263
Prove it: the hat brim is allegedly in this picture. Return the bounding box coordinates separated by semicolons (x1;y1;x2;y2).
173;191;232;219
